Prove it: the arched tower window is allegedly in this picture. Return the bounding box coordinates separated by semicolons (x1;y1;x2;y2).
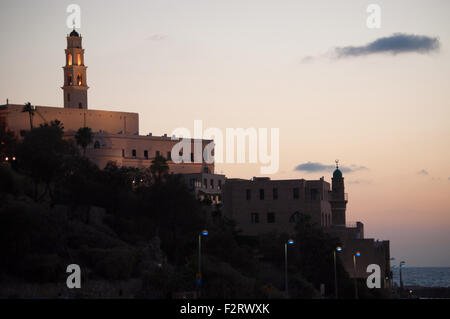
77;54;81;66
77;74;82;86
67;74;72;85
68;54;72;66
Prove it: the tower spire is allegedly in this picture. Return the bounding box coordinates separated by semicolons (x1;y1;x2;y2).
62;30;88;109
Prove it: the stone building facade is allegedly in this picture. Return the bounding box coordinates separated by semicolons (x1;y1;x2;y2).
0;30;214;175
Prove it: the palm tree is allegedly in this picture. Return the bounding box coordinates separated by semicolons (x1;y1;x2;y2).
75;127;93;156
150;154;169;183
22;102;35;130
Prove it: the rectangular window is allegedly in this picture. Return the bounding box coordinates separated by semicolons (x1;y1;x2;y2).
156;150;160;157
259;189;265;200
246;189;251;200
310;189;319;200
122;149;125;158
167;151;171;161
273;188;278;200
191;153;194;162
203;178;207;188
210;179;214;189
251;213;259;224
293;188;299;199
267;212;275;223
144;150;148;160
132;149;137;158
218;180;222;190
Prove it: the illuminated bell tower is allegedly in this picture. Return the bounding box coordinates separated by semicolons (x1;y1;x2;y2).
62;29;88;109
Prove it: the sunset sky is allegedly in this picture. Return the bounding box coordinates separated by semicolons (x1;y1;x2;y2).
1;0;449;266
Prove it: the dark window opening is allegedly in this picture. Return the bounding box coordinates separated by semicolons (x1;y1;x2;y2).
167;151;171;161
144;150;148;160
310;189;319;200
273;188;278;200
78;103;82;109
293;187;300;199
246;189;251;200
132;149;137;158
94;141;100;149
251;213;259;224
267;212;275;223
259;189;265;200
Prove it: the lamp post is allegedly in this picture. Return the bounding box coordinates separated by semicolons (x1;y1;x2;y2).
334;246;343;299
389;258;396;289
353;251;361;299
399;261;406;294
284;239;295;298
197;229;208;296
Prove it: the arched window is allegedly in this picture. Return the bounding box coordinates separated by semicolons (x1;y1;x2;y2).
68;54;72;66
67;74;72;85
77;54;81;66
77;74;82;86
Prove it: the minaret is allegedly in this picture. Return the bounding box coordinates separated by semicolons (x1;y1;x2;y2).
62;29;88;109
330;160;347;226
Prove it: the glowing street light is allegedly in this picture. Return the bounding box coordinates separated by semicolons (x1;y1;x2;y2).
197;229;209;296
399;261;406;292
353;251;361;299
334;246;343;299
284;239;295;298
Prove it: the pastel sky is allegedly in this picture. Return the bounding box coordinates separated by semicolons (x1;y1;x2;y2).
1;0;449;266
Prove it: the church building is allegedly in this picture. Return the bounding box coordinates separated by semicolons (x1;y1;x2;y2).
0;30;214;174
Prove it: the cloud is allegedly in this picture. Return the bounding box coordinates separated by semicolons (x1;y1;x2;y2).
294;162;368;174
334;33;440;58
146;33;167;42
347;180;372;185
417;169;429;175
302;33;440;62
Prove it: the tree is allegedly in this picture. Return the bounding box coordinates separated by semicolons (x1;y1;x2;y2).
75;127;93;157
22;102;35;130
16;124;73;202
150;154;169;183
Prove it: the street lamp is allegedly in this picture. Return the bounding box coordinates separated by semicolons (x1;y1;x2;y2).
197;229;208;295
399;261;406;293
284;239;295;298
353;251;361;299
334;246;343;299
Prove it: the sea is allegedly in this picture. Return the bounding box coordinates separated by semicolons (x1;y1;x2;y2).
392;267;450;287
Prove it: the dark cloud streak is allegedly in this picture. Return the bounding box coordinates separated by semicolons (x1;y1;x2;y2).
294;162;368;174
335;33;440;58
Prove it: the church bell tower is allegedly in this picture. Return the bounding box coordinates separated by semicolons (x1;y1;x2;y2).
62;29;88;109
